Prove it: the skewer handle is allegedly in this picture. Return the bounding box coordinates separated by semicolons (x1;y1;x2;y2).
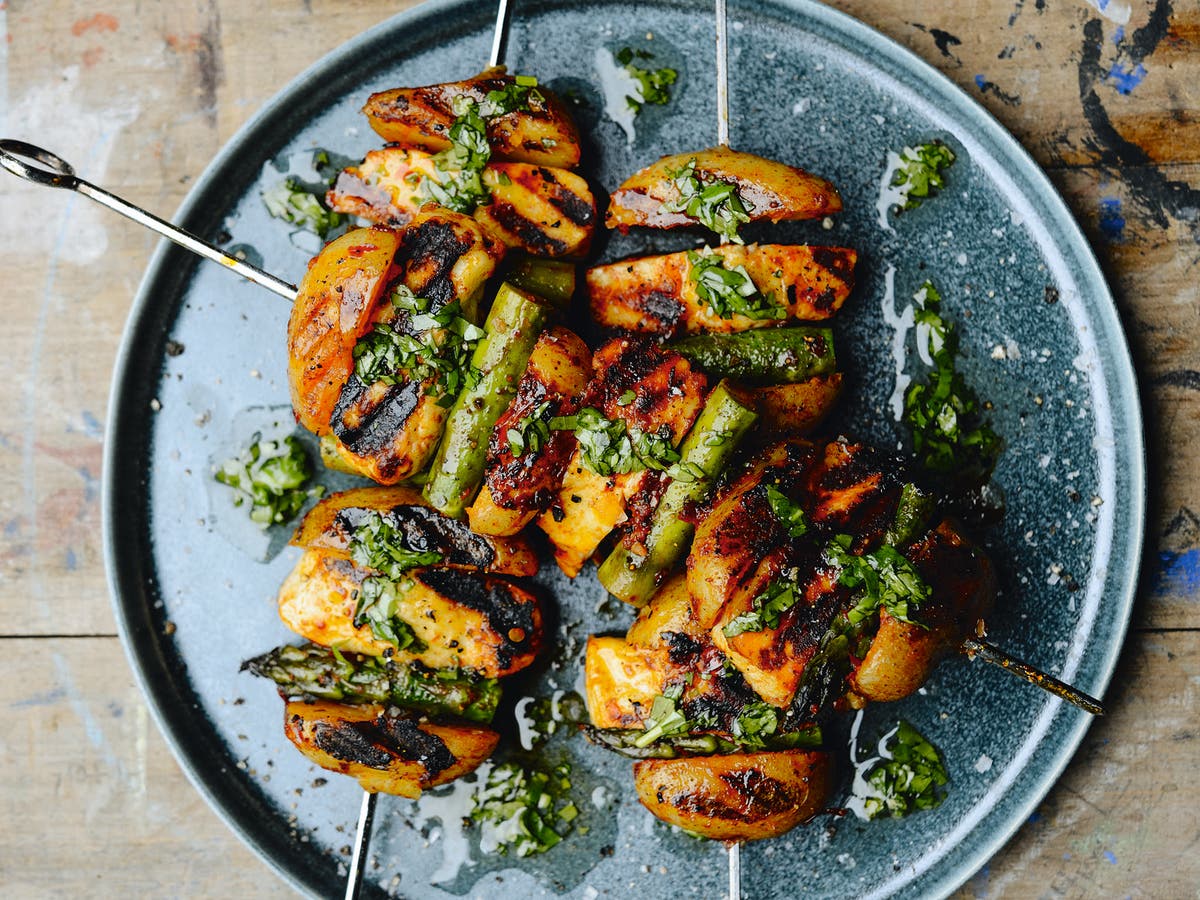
344;790;378;900
962;637;1106;716
0;139;299;302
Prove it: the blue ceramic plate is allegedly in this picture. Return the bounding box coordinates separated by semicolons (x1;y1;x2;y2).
103;1;1144;897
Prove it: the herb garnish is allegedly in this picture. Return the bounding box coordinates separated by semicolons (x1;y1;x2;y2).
472;761;579;857
903;280;1001;478
633;684;691;747
352;283;485;404
507;400;553;456
766;485;809;537
860;720;949;819
722;576;801;637
615;47;678;113
348;510;443;579
262;178;344;238
824;535;930;627
352;576;426;652
419;77;543;213
890;141;955;211
214;434;323;528
549;407;681;477
661;158;753;244
687;249;784;320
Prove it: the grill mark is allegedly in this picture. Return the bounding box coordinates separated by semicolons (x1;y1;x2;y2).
810;246;855;278
639;289;685;332
311;715;454;776
415;570;536;670
334;504;497;570
312;719;393;769
537;169;594;226
331;375;422;477
396;219;471;308
488;201;569;255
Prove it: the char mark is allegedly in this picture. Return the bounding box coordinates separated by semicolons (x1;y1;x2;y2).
415;569;536;670
489;201;568;255
335;504;497;570
312;715;455;776
331;376;422;473
396;219;471;308
538;169;594;226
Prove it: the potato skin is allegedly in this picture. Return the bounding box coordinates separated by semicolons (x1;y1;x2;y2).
277;549;542;677
290;486;538;577
283;700;498;797
633;750;833;841
363;68;582;168
752;374;843;436
606;146;841;232
625;573;706;650
286;227;402;435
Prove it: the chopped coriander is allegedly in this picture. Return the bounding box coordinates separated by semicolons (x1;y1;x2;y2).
472;761;578;857
615;47;678;113
729;699;781;748
903;280;1001;478
765;485;809;537
214;434;322;528
348;510;442;579
633;692;691;747
687;249;784;320
617;389;636;407
261;177;344;237
860;720;949;819
660;158;753;244
722;576;800;637
549;407;680;477
890;140;955;211
352;283;485;403
352;576;426;651
507;400;553;456
824;534;931;627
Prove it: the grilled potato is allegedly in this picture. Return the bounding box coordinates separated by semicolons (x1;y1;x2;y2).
328;148;595;258
277;549;541;677
287;227;402;436
752;375;843;435
606;146;841;233
283;700;498;797
291;486;537;576
467;327;593;536
587;244;856;337
625;573;707;650
538;338;709;577
324;210;504;484
633;750;833;841
363;68;581;168
848;519;996;703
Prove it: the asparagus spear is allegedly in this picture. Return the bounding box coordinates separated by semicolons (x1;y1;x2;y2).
671;326;836;384
242;643;502;724
505;255;576;308
583;724;823;759
424;282;550;518
598;380;758;606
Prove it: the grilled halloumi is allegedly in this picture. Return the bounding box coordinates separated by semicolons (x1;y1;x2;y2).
587;244;856;337
537;338;709;577
467;327;593;536
283;700;499;797
328;148;595;258
291;486;537;576
363;68;582;169
606;146;841;233
277;549;541;678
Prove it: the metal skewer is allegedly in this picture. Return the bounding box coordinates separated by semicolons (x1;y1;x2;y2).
344;790;378;900
962;638;1105;716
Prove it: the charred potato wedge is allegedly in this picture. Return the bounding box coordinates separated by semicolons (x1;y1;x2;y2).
291;486;537;577
625;573;707;650
633;750;833;841
328;148;595;258
752;374;843;435
587;244;856;337
283;700;498;797
363;68;582;168
606;146;841;233
468;327;593;536
277;549;542;677
849;520;996;703
287;227;402;435
585;636;682;730
538;338;709;577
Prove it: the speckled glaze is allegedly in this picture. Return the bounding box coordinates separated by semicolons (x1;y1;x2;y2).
102;1;1144;898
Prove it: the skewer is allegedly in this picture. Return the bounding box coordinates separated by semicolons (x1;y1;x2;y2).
962;637;1105;716
0;139;299;302
712;2;741;896
2;3;520;899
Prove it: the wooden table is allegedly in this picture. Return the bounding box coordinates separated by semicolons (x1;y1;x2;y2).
1;0;1196;896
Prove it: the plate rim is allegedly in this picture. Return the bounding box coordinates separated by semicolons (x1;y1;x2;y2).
101;1;1146;897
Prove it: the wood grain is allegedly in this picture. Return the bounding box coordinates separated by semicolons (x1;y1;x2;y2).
1;0;1197;896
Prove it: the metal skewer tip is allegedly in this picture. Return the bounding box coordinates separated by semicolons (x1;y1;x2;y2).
727;840;742;900
715;0;730;147
489;0;513;68
344;790;378;900
962;638;1106;716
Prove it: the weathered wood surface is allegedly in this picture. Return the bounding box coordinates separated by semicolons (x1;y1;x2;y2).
0;0;1197;896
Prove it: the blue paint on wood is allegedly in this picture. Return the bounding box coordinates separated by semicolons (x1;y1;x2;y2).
1107;62;1147;95
1099;197;1125;242
1154;547;1200;596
